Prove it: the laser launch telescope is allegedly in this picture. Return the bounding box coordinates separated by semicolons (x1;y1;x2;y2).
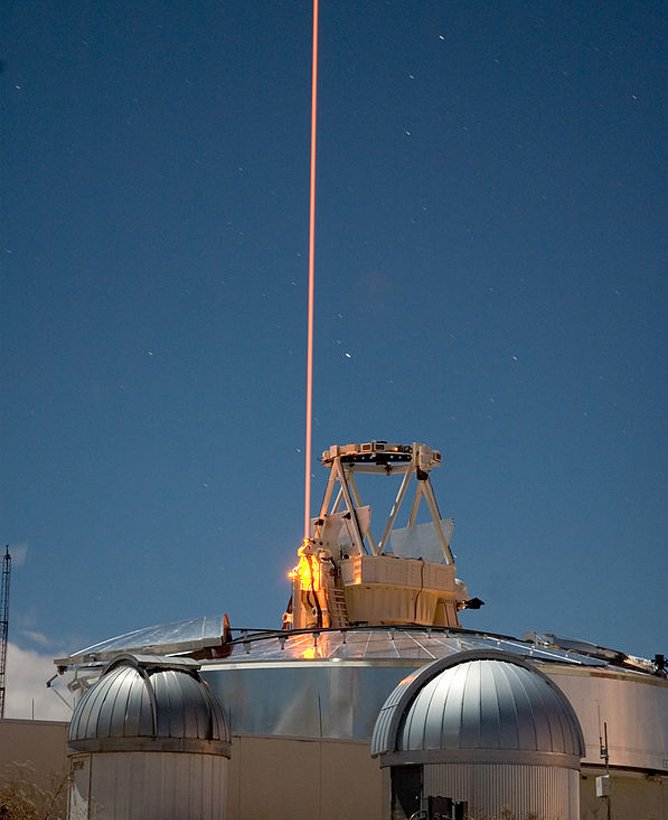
286;441;480;630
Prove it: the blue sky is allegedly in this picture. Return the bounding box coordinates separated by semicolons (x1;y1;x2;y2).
2;0;666;669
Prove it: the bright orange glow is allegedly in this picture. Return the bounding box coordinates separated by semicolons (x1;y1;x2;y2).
303;0;319;540
289;541;321;592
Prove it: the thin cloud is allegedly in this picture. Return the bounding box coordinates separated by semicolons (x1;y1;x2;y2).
21;629;52;647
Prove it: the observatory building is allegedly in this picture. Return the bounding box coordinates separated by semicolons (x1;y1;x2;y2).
52;442;667;819
67;655;230;818
372;651;586;818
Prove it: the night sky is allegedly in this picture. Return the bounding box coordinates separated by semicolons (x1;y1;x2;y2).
2;0;666;674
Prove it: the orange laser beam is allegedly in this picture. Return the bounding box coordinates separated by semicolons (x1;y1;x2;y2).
304;0;319;540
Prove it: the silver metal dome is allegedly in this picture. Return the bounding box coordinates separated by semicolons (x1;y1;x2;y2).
68;654;231;756
372;650;585;767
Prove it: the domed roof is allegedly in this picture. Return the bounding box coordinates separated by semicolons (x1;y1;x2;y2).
372;650;585;768
68;654;231;756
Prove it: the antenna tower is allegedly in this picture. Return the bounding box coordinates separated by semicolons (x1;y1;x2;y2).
0;545;11;719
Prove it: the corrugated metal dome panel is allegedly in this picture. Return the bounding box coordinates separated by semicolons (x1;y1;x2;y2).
372;650;585;767
68;654;230;756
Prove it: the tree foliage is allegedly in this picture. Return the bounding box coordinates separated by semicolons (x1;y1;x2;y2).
0;763;68;820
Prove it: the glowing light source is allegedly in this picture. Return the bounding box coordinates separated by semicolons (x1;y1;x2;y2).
289;540;321;592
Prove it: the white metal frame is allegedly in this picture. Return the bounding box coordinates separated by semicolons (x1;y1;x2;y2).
314;442;454;563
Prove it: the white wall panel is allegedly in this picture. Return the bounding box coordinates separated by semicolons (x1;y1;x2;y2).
84;752;227;820
424;762;580;820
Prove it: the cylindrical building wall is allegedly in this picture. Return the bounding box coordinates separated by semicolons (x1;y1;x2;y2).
70;752;228;820
423;762;580;819
542;663;668;771
197;628;668;776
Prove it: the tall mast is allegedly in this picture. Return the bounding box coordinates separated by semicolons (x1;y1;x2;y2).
0;545;11;719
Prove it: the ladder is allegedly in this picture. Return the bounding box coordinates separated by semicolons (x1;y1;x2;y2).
327;586;349;628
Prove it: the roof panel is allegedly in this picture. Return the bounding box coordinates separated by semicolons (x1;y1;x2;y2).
62;620;620;671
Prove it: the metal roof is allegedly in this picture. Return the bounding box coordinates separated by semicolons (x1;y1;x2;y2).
371;650;585;768
58;618;627;670
63;615;231;661
68;654;231;756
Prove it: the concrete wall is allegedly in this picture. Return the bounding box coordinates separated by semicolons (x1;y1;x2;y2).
227;735;385;820
0;718;68;787
580;768;666;820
